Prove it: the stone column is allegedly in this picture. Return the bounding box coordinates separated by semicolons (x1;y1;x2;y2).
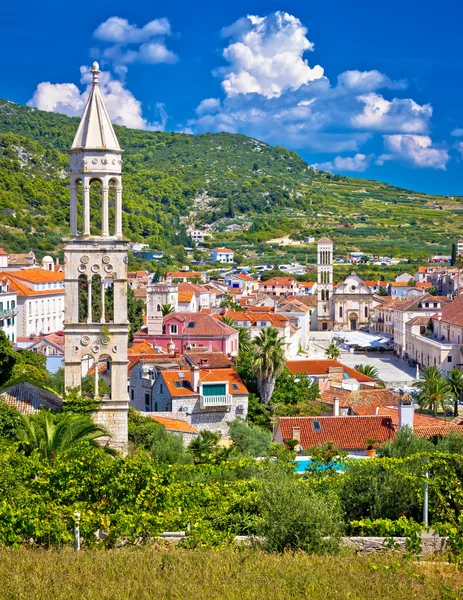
115;186;122;238
102;186;109;237
87;278;92;324
83;185;91;236
70;184;78;236
94;358;99;398
100;278;105;323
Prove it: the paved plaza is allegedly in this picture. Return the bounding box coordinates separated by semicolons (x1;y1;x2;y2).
338;351;416;388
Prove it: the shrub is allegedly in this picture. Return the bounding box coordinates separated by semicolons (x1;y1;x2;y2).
341;458;423;521
149;427;193;466
229;419;272;457
257;469;343;553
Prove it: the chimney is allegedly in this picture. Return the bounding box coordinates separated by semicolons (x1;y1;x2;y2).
398;394;414;431
167;339;175;354
333;396;340;417
56;257;59;266
190;365;200;393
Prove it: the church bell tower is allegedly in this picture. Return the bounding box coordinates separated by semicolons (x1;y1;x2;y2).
64;62;128;451
317;237;334;331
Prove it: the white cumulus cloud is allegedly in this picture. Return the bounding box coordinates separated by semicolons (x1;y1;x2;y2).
94;16;177;67
94;16;171;43
313;153;374;172
28;66;167;131
378;135;449;170
187;11;439;160
353;93;432;133
451;128;463;137
337;70;406;92
219;12;324;98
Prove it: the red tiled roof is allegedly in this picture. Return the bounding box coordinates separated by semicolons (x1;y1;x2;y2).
376;407;461;437
437;295;463;327
0;248;7;256
224;309;289;328
0;273;64;297
213;248;233;253
260;277;296;286
145;415;199;434
167;272;202;280
178;291;194;302
5;270;64;283
320;388;401;415
416;282;433;289
166;312;238;336
286;359;375;383
185;352;233;369
161;367;247;397
278;416;394;449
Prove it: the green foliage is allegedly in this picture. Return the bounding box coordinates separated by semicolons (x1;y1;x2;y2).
61;387;101;416
377;426;435;458
149;426;193;466
0;403;22;439
304;441;348;464
0;100;461;264
414;366;453;416
252;327;286;405
12;411;116;463
325;343;340;360
0;331;20;386
229;419;272;457
127;286;145;344
256;468;343;553
340;457;423;522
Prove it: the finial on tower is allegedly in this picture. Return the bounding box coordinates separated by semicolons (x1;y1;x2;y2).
92;61;100;85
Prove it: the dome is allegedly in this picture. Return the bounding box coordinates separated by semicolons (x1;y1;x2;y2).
42;255;53;263
92;61;100;71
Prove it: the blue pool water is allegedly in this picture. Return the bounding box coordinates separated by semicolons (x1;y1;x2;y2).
294;459;345;473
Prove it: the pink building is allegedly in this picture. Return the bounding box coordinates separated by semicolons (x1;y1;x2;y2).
134;312;239;355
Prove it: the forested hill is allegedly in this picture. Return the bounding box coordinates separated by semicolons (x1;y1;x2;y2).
0;98;461;259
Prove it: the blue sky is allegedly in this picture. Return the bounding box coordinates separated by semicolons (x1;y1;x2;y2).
2;0;463;195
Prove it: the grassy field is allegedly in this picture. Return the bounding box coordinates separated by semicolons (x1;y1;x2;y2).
0;547;462;599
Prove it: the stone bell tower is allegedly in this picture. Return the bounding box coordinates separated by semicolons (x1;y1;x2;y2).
63;61;128;451
317;237;334;331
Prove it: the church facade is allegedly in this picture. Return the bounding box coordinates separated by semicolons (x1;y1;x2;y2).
63;62;129;451
316;238;378;332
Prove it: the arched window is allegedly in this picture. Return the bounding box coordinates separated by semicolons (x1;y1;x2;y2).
78;274;88;323
364;306;368;318
89;178;103;235
339;306;343;318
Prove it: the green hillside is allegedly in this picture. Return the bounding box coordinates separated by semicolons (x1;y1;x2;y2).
0;98;461;262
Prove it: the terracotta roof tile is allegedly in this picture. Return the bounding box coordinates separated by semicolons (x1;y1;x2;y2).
145;415;199;433
161;367;247;397
437;295;463;327
286;359;375;383
6;270;64;283
166;312;237;336
320;388;401;415
278;415;394;449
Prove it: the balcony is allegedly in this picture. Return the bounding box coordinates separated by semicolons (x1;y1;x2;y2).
200;394;232;409
0;308;18;321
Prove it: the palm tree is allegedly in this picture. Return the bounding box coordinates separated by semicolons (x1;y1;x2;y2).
414;366;452;417
220;316;237;328
446;368;463;417
161;304;175;317
325;343;340;360
14;411;116;463
252;327;286;405
237;326;252;354
188;430;220;464
354;364;385;387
